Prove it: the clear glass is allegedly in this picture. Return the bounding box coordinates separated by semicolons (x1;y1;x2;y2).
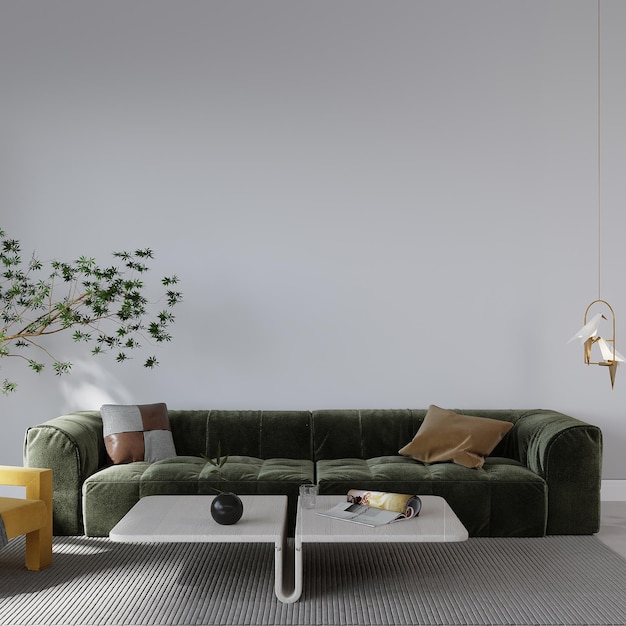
299;483;317;509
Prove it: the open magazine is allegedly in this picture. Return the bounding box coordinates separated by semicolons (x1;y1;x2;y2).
315;489;422;527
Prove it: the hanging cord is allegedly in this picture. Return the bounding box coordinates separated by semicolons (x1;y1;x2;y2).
597;0;602;301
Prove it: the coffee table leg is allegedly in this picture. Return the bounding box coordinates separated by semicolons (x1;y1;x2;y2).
274;536;303;603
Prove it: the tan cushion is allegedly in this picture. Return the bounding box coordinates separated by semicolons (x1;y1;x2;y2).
101;403;177;464
398;404;513;469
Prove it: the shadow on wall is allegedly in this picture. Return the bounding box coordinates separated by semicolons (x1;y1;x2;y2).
60;359;134;412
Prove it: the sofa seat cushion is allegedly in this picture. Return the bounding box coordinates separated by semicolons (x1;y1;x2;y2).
82;455;314;536
316;456;548;537
82;462;150;536
137;456;314;494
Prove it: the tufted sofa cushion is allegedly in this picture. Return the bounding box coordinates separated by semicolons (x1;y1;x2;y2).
316;455;547;536
82;455;314;536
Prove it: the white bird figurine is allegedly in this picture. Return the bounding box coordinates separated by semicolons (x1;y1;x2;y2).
568;311;621;388
567;312;605;344
596;337;624;363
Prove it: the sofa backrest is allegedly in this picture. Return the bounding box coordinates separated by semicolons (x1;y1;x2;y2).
168;410;313;459
168;408;522;462
311;408;523;461
312;409;426;460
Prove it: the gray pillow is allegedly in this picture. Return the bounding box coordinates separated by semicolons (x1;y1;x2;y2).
101;403;177;464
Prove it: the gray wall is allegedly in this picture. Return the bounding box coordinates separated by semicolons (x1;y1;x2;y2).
2;1;625;479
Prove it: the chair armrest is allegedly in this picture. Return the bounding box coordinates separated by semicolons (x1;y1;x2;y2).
0;466;52;505
512;410;602;534
23;412;105;535
0;466;53;570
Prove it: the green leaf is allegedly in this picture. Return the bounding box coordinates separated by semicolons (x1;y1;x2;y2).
144;356;159;368
1;379;17;395
73;330;91;342
53;361;72;375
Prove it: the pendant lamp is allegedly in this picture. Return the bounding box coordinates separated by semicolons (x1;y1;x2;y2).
568;0;620;389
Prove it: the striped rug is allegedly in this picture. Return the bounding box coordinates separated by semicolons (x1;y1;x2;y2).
1;535;625;625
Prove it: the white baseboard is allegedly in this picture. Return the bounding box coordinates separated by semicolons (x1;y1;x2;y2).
601;480;626;501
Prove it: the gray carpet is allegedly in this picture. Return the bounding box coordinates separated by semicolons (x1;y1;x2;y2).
1;535;626;626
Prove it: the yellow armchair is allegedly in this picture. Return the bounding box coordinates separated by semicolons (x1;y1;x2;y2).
0;466;52;570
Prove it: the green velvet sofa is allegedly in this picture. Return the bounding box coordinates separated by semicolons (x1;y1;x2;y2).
23;408;602;538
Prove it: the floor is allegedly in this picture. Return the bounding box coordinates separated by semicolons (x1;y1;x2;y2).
597;500;626;557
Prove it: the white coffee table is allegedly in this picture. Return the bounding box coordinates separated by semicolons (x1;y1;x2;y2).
110;495;286;544
109;495;297;603
109;493;468;604
287;494;469;602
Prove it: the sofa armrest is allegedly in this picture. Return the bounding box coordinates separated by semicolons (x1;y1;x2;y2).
23;412;105;535
513;410;602;534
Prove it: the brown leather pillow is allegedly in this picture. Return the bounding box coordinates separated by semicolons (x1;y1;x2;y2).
101;403;177;464
398;404;513;469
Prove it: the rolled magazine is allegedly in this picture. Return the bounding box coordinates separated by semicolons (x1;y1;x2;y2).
315;489;422;527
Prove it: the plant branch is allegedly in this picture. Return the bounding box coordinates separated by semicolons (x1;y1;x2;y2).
1;227;182;394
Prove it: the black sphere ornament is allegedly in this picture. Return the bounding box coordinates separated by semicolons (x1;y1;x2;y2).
211;492;243;525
